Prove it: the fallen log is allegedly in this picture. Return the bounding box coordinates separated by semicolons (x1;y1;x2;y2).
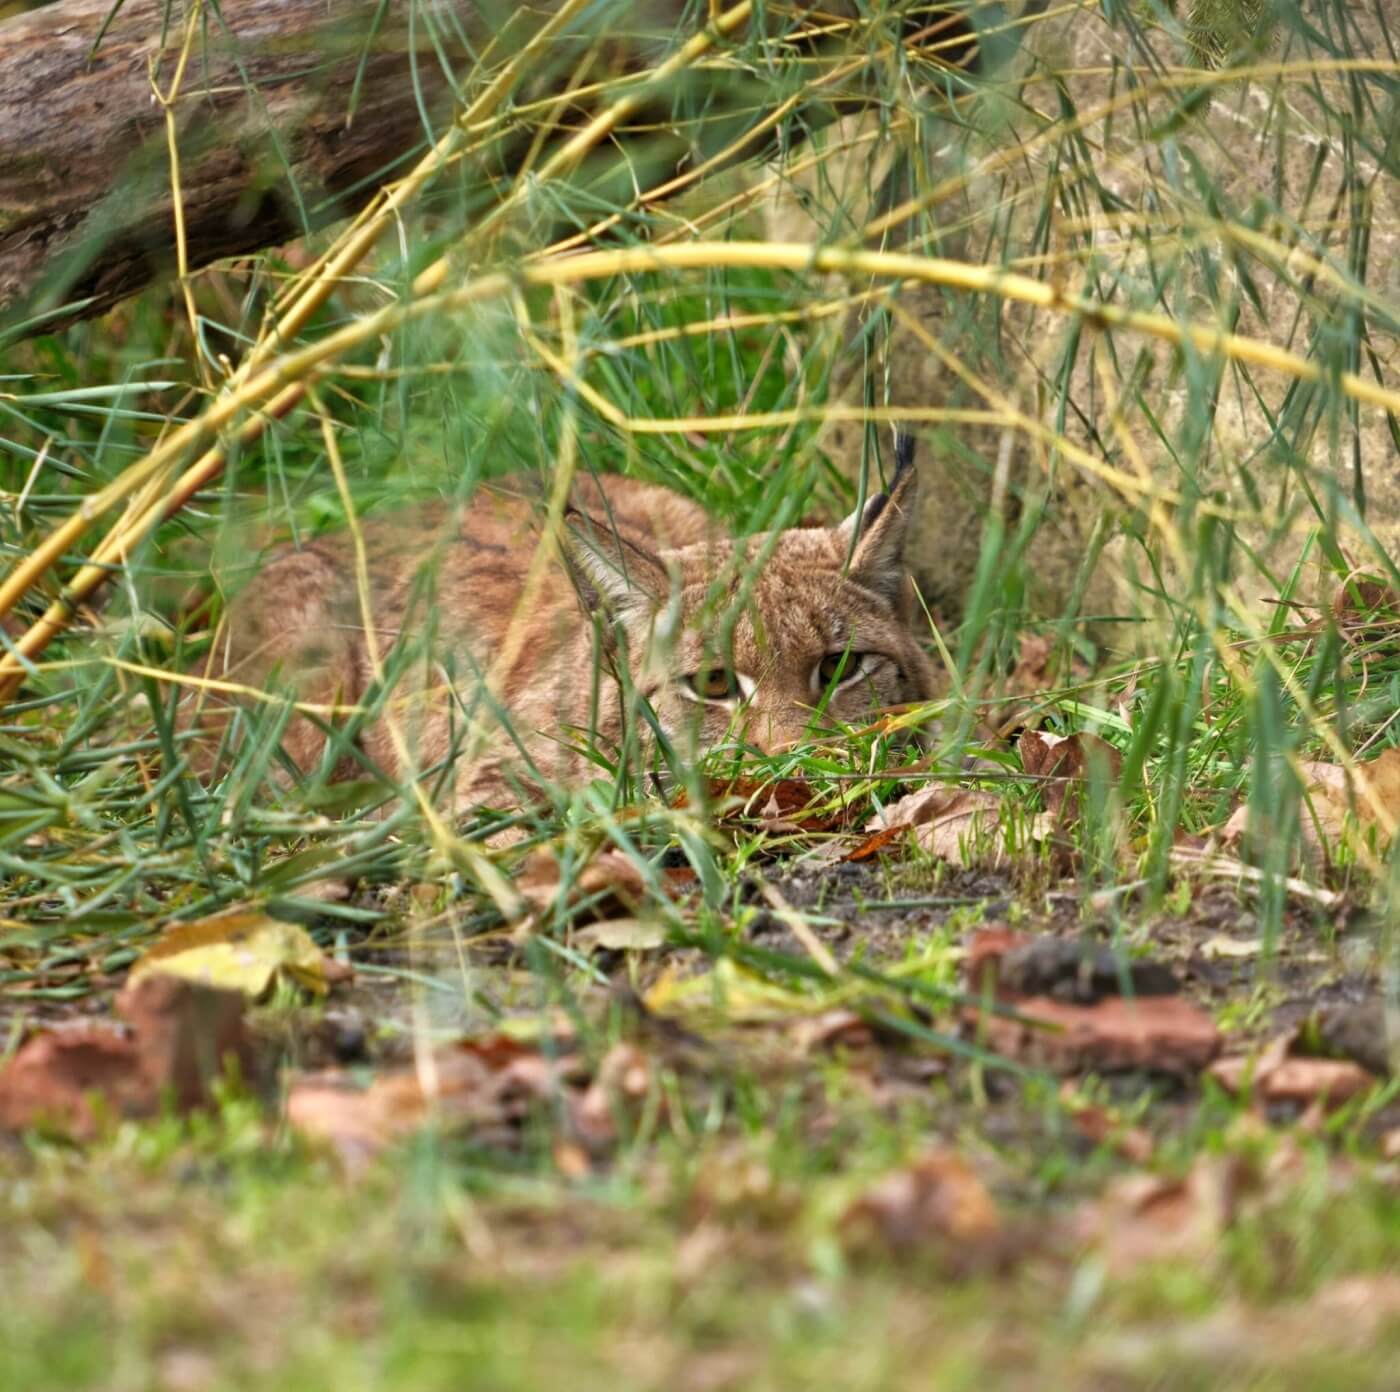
0;0;994;338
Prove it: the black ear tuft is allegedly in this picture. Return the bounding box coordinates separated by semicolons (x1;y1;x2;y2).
837;435;920;605
893;432;917;478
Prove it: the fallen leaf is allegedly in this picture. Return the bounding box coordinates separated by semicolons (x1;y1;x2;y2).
286;1032;586;1170
575;918;668;951
0;977;257;1138
1073;1140;1347;1278
516;847;669;925
978;994;1221;1074
757;790;805;834
553;1140;592;1178
866;783;1002;865
792;1009;876;1055
129;910;343;999
964;926;1028;985
572;1042;653;1150
1222;748;1400;860
1072;1155;1236;1276
964;929;1219;1074
1201;934;1264;960
0;1028;147;1137
1090;1273;1400;1373
1019;729;1122;821
1062;1092;1154;1165
1332;571;1400;644
1008;633;1054;689
1209;1026;1379;1109
679;777;849;833
837;824;907;863
842;1150;1006;1269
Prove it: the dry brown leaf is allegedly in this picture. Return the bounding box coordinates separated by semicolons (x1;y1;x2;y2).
0;1028;149;1137
286;1031;605;1170
1332;571;1400;643
978;994;1221;1074
837;824;907;862
1009;633;1054;688
1019;729;1122;821
516;847;655;924
792;1009;876;1055
1208;1027;1379;1109
678;777;849;833
842;1149;1004;1266
1073;1140;1347;1278
553;1140;592;1179
0;977;257;1138
572;1042;653;1150
288;1046;533;1169
866;782;1002;865
1222;747;1400;859
1061;1083;1154;1164
1073;1155;1237;1276
964;929;1219;1074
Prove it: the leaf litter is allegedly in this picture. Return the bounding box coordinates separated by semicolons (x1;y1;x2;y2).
0;976;262;1137
5;696;1400;1348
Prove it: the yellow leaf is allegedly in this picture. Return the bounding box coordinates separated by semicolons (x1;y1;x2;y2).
129;911;335;998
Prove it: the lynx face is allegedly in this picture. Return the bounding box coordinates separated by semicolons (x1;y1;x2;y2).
565;457;937;766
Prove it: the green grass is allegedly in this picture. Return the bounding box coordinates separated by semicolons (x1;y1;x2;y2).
4;1085;1400;1391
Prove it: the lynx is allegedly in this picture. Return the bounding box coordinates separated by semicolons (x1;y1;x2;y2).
185;440;936;808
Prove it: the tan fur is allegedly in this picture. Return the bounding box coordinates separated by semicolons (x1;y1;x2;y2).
185;467;936;808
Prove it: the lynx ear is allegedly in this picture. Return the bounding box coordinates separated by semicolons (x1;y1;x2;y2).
561;509;667;622
838;434;919;604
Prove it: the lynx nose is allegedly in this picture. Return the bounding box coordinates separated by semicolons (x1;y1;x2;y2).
740;704;826;755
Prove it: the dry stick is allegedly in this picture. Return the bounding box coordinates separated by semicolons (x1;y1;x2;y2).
757;875;839;978
651;110;911;249
0;0;597;633
4;237;1399;702
151;0;208;387
252;0;598;366
862;56;1400;245
541;45;869;258
532;312;1255;526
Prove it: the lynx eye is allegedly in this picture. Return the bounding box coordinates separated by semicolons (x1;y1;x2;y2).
682;667;743;703
814;651;875;692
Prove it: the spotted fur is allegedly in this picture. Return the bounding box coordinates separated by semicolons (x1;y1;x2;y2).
187;456;936;809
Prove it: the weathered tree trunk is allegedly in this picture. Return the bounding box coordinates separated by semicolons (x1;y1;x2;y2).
0;0;988;338
0;0;484;332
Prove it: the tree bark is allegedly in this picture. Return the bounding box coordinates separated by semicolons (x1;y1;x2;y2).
0;0;988;338
0;0;495;334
